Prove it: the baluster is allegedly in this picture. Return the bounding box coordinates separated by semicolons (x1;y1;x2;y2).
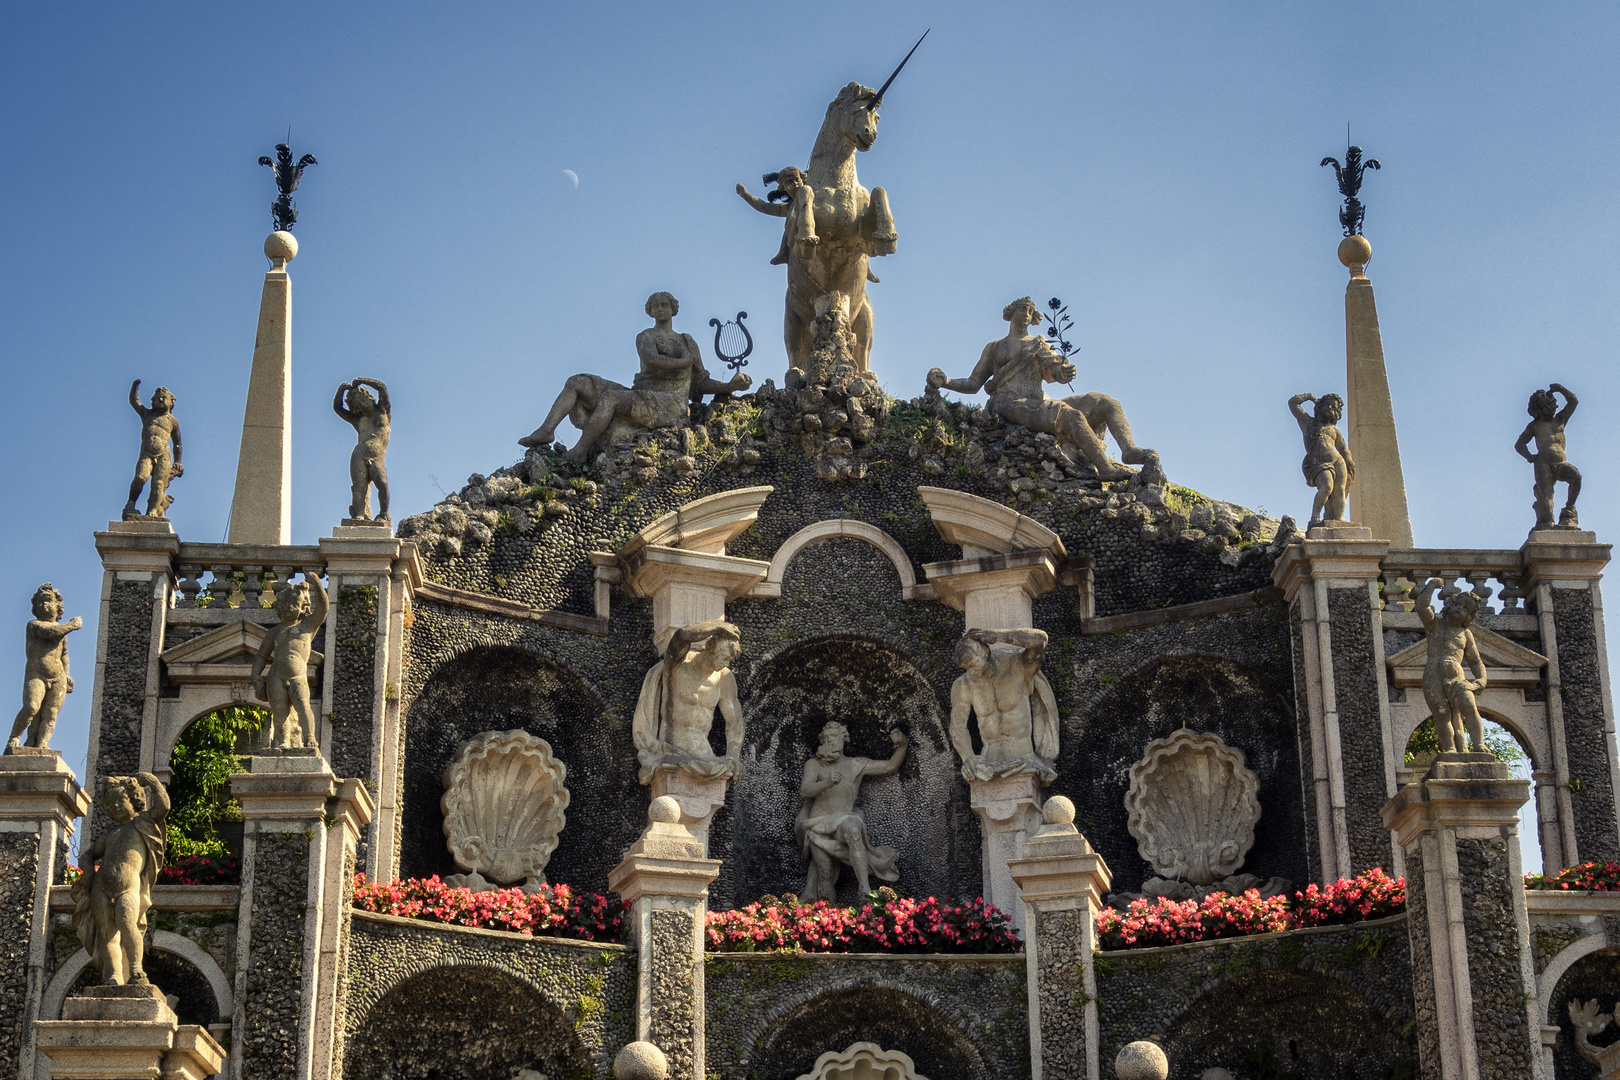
240;566;265;610
1498;568;1526;611
268;565;296;603
208;566;236;609
1466;570;1496;611
175;564;204;608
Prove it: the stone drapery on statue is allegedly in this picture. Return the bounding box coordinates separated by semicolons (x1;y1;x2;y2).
927;298;1158;483
71;773;168;985
250;573;328;750
947;628;1058;783
520;292;750;462
1288;392;1354;527
7;583;81;753
796;722;907;902
631;619;745;785
1415;578;1490;756
737;80;899;377
123;379;183;521
333;376;391;523
1515;382;1581;532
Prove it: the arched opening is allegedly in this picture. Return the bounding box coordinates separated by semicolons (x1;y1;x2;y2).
1545;946;1620;1079
1404;714;1544;873
724;636;975;910
167;705;265;860
344;965;586;1080
1164;968;1412;1079
400;645;636;894
748;985;1005;1080
1056;655;1306;896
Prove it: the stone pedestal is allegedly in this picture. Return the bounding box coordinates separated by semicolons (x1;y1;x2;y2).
1381;755;1540;1080
1273;531;1396;882
968;771;1045;932
34;985;224;1080
0;750;90;1079
1007;797;1112;1080
230;749;373;1080
649;766;730;855
608;797;721;1080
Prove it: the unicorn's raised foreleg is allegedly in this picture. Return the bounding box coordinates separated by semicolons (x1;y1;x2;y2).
852;293;874;373
784;296;812;372
867;186;897;256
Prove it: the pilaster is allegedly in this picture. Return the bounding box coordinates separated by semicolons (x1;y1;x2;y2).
608;798;720;1080
1381;756;1541;1080
968;771;1045;933
1007;797;1112;1080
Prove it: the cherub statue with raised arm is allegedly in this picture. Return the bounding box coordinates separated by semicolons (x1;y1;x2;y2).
7;584;81;754
1515;383;1581;531
1415;579;1489;756
123;380;183;520
250;573;328;750
333;377;391;522
71;772;168;985
1288;392;1354;526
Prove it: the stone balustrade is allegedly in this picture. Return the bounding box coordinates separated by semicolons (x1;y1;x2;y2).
172;541;326;608
1378;548;1527;612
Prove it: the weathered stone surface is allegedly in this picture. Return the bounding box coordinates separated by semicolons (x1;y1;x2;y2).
615;1040;669;1080
794;1042;927;1080
0;832;37;1075
632;621;744;785
1326;587;1393;873
241;832;308;1080
648;910;696;1080
441;729;568;891
1550;586;1620;863
1456;837;1536;1078
1126;729;1260;888
123;380;184;520
71;773;167;985
250;573;328;750
1288;392;1352;527
796;723;906;901
89;577;156;843
1515;383;1581;531
7;584;81;753
1113;1040;1167;1080
334;377;392;522
948;628;1057;783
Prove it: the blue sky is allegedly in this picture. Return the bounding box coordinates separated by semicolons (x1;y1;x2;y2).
4;3;1616;870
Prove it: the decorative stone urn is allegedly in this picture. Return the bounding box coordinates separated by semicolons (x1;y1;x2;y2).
440;729;569;892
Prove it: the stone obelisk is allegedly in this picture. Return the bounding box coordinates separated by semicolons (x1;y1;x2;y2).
228;229;296;545
1338;233;1413;549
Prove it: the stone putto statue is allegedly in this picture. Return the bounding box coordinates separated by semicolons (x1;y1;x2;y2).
123;379;183;520
333;376;391;523
1515;382;1580;531
7;584;81;754
1415;579;1489;756
926;298;1156;482
519;292;750;462
1288;392;1354;526
631;620;745;785
250;573;329;750
71;772;168;985
796;722;907;902
947;628;1059;783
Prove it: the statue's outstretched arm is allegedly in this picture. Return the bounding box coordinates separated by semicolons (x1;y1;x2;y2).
947;681;975;764
932;345;996;396
1288;393;1313;430
305;573;329;630
129;379;147;417
1415;579;1441;632
138;771;171;818
865;730;908;777
332;383;355;422
736;184;788;216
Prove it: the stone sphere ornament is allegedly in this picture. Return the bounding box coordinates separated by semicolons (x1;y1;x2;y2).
264;230;298;263
1337;233;1371;269
1114;1040;1169;1080
1042;795;1076;826
614;1041;669;1080
648;795;682;824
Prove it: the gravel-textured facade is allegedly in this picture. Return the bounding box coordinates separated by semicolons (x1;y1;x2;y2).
1327;586;1396;875
241;832;312;1080
0;832;37;1076
330;584;379;783
1032;908;1088;1080
1456;836;1536;1079
88;576;157;841
1551;587;1620;863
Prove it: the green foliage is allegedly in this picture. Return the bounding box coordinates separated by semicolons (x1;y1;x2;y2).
1162;484;1208;516
1403;717;1526;766
166;707;263;860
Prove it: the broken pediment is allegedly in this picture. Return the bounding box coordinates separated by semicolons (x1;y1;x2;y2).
161;620;322;685
1385;625;1547;689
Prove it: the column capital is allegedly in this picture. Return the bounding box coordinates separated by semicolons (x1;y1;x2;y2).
94;521;180;576
318;531;424;589
1272;535;1390;600
230;751;337;821
1381;757;1531;848
923;550;1059;616
0;753;90;831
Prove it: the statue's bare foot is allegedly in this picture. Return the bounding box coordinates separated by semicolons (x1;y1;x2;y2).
4;739;18;755
518;429;554;449
1097;463;1135;482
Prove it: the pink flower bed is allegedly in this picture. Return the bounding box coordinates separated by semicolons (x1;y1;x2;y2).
1525;860;1620;892
351;874;625;942
1097;868;1406;951
159;853;240;885
705;893;1020;954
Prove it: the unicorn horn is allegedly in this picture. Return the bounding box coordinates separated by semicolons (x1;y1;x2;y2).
869;29;930;110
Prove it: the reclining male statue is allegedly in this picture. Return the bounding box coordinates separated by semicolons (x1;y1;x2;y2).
520;292;751;461
926;297;1156;481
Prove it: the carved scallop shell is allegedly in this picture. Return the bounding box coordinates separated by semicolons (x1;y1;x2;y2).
794;1043;928;1080
441;730;569;889
1124;729;1260;886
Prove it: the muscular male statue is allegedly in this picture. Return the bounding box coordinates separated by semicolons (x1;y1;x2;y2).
1288;392;1354;526
520;292;751;461
631;620;745;785
926;297;1154;481
1416;579;1489;756
1515;383;1581;531
333;377;391;522
123;380;183;520
72;772;168;984
796;722;907;902
250;573;328;750
948;628;1059;783
7;583;81;753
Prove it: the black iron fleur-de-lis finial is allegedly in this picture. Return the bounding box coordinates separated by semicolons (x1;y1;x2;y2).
258;143;318;232
1320;145;1380;238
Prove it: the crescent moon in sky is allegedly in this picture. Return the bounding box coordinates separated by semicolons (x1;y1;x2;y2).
562;169;579;189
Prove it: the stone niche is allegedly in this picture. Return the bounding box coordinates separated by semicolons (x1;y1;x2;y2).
441;729;569;892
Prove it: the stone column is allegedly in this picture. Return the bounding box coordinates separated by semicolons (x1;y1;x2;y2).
1338;234;1414;549
230;751;373;1080
228;231;297;546
968;772;1044;933
34;985;224;1080
1273;530;1396;882
1381;756;1541;1080
317;527;422;879
0;752;89;1079
608;797;720;1080
86;521;178;846
1521;531;1618;865
1007;797;1112;1080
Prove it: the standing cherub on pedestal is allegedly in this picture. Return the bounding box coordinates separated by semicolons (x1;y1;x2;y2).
122;380;183;520
1288;392;1354;526
1514;383;1581;531
250;573;328;750
71;772;168;985
333;377;391;523
7;584;81;754
1415;578;1489;755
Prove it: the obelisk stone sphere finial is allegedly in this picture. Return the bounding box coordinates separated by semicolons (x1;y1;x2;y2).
1338;234;1372;273
1115;1040;1169;1080
614;1041;669;1080
1042;795;1076;825
265;230;298;270
648;795;682;824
